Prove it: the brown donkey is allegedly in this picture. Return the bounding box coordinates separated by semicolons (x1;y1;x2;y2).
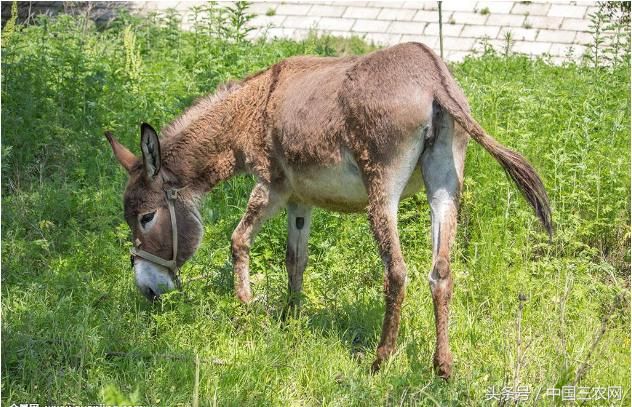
106;43;552;378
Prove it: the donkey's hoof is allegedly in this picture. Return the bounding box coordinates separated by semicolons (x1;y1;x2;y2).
371;346;392;373
433;351;453;380
281;302;300;320
236;287;252;304
370;358;383;374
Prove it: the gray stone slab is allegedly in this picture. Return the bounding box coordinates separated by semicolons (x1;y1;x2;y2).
352;18;391;33
388;20;426;35
537;29;576;44
461;25;501;39
475;1;514;14
485;13;526;28
511;2;551;16
377;7;417;21
343;6;380;19
548;4;587;19
309;4;347;17
318;16;355;31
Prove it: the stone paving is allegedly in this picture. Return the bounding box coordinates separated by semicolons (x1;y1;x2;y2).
139;1;600;63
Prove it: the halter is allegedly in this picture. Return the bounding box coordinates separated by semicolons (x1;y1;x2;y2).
130;188;182;289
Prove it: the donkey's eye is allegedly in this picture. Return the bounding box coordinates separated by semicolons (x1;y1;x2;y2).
140;212;155;227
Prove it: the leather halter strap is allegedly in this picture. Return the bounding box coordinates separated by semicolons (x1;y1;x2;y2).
130;188;182;288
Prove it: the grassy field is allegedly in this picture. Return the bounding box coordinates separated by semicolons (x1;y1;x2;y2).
2;5;630;406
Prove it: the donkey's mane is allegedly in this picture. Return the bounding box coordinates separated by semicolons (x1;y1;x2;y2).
161;68;270;139
161;80;243;139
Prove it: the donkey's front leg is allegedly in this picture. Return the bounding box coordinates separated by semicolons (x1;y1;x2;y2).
421;112;468;379
231;182;287;303
366;179;408;373
284;203;312;315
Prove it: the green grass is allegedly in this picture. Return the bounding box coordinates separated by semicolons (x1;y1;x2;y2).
2;7;630;406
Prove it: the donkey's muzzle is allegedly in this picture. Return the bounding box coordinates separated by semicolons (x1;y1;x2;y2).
133;258;177;301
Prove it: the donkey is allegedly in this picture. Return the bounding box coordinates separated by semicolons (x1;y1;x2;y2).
106;42;551;378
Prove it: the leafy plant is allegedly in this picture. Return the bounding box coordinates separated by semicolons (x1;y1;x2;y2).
1;1;19;47
503;31;514;57
586;2;631;67
222;1;255;43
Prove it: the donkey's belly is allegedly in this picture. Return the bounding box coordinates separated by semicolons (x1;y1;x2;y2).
286;152;424;213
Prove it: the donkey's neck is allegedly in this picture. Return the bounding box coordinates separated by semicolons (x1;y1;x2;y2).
159;78;270;193
160;117;238;192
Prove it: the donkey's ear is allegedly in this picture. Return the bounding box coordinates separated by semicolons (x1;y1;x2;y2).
140;123;161;179
105;131;137;173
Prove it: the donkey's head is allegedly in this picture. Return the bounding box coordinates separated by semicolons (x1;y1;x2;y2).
106;123;203;300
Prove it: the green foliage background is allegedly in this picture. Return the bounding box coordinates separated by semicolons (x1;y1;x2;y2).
2;5;630;406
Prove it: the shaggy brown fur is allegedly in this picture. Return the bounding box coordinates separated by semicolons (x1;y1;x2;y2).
107;42;552;378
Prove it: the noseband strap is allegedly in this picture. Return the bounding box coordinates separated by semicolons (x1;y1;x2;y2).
130;188;182;288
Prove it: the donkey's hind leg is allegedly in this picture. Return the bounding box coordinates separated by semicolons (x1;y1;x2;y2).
421;106;468;379
366;175;408;373
365;133;426;372
232;182;288;303
283;202;312;317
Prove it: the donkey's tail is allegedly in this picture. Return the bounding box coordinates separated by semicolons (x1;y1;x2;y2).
433;85;553;238
410;42;551;235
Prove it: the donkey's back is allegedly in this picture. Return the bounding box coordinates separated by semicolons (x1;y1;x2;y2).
271;43;443;162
